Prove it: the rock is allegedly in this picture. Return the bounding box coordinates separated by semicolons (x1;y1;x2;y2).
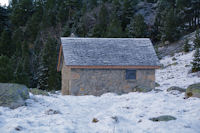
111;116;119;123
172;57;177;61
165;62;178;68
45;109;61;115
29;88;49;96
138;119;142;123
164;41;170;45
0;83;29;109
132;85;152;92
15;126;23;131
92;118;99;123
186;83;200;98
149;115;176;122
154;89;163;92
167;86;186;93
185;64;190;67
135;2;157;26
155;82;160;87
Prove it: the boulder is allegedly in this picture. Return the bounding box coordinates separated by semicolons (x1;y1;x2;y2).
0;83;29;109
167;86;186;93
149;115;176;122
186;83;200;98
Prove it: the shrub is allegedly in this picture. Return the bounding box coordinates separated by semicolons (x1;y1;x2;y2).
183;39;190;52
192;48;200;72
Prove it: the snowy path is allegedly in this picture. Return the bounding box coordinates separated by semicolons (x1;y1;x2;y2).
0;51;200;133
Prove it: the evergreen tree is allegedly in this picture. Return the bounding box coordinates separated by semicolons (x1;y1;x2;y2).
62;24;71;37
192;48;200;72
0;29;14;57
126;14;148;38
91;4;108;37
194;29;200;48
37;38;60;91
106;15;124;37
0;55;13;82
163;8;179;42
183;39;190;52
11;0;33;27
121;0;136;30
13;42;30;86
0;6;9;35
25;0;43;41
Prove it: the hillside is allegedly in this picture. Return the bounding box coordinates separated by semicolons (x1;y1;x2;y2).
0;49;200;133
1;0;200;90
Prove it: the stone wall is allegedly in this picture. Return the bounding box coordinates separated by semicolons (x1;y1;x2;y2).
62;67;155;96
61;64;70;95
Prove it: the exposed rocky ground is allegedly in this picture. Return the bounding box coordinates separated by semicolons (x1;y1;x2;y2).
157;31;197;58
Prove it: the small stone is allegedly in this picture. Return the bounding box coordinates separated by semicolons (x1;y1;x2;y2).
111;116;119;123
149;115;177;122
155;82;160;87
185;64;190;67
138;119;142;123
154;89;163;92
15;126;23;131
92;118;99;123
167;86;186;93
172;57;177;61
45;109;61;115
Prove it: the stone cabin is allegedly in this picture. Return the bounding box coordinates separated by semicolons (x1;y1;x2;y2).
57;38;160;96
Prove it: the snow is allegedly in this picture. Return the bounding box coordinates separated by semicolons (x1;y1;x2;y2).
0;51;200;133
157;51;200;90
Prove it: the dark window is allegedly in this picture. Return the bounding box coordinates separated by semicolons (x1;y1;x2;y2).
126;70;136;79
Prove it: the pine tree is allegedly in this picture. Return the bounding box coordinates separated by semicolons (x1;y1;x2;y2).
25;0;43;41
10;0;33;27
106;15;124;38
192;48;200;72
163;8;179;42
126;14;148;38
0;55;13;82
91;4;108;37
183;39;190;52
121;0;136;30
0;29;14;57
37;38;60;90
62;24;71;37
0;6;9;35
194;29;200;48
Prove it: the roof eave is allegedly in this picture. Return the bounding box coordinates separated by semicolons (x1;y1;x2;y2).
66;65;161;69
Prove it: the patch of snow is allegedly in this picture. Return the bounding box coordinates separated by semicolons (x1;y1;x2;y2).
0;51;199;133
156;50;200;90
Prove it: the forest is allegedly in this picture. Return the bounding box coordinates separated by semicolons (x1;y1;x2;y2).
0;0;200;91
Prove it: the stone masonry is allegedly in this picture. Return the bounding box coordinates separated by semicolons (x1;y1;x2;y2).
62;65;155;96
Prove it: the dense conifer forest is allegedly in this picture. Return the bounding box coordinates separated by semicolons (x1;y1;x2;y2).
0;0;200;90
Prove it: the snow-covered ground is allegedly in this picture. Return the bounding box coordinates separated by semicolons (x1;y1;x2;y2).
0;51;200;133
157;50;200;90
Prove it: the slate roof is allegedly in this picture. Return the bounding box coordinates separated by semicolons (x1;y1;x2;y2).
61;38;160;67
